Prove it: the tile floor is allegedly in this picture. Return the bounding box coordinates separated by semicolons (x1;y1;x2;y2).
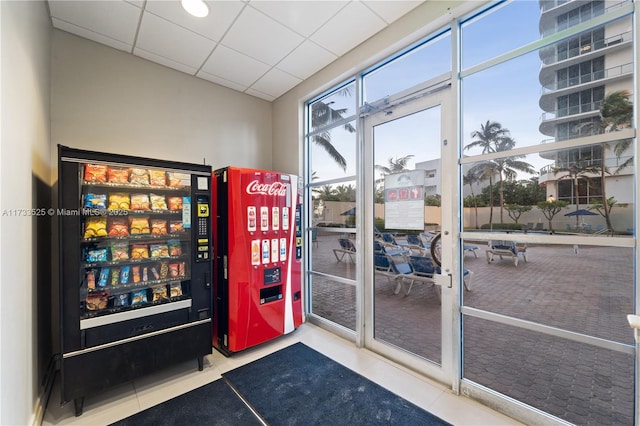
42;323;521;425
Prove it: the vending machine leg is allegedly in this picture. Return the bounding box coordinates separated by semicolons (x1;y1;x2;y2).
74;397;84;417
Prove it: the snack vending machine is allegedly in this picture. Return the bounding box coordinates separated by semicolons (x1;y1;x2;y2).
212;167;303;355
57;145;213;415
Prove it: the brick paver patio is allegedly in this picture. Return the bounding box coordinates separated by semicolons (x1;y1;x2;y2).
309;233;635;425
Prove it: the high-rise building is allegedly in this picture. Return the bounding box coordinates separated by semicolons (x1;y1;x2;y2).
537;0;634;209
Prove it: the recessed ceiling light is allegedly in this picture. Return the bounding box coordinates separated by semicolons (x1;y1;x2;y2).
181;0;209;18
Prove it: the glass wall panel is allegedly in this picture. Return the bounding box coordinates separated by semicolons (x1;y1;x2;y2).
309;82;356;130
363;30;451;103
309;120;356;182
309;274;355;331
461;1;541;69
462;242;635;344
462;139;634;233
463;318;634;425
462;14;634;153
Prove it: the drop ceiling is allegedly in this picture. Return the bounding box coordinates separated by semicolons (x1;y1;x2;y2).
48;0;425;101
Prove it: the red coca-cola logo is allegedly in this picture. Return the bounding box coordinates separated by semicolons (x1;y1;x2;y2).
246;180;288;196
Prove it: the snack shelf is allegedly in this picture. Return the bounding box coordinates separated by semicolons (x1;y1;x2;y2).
80;292;191;320
82;231;188;243
81;209;183;216
83;182;189;191
82;254;189;269
84;275;189;294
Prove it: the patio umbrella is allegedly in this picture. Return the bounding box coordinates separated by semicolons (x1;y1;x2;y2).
564;209;597;217
565;208;597;228
341;207;356;216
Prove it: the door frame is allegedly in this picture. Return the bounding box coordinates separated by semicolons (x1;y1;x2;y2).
360;81;461;389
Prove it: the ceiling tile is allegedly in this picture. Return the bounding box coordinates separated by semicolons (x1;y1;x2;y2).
277;41;337;80
249;0;348;37
221;6;304;66
49;0;140;46
136;11;216;69
362;0;424;24
133;47;198;75
144;0;245;42
196;71;250;92
310;1;386;56
51;17;133;52
200;45;270;88
244;88;276;102
250;68;302;98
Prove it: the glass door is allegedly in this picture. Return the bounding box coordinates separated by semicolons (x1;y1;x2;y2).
363;87;459;386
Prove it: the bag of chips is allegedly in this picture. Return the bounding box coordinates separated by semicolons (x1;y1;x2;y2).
129;168;150;185
84;217;108;238
108;217;130;237
149;170;166;186
150;244;169;258
131;290;147;305
84;193;107;209
169;263;180;278
150;219;167;235
120;266;131;284
131;266;141;283
108;193;130;210
159;262;169;279
170;283;182;298
85;248;108;263
130;194;150;210
167;197;183;211
97;268;109;287
169;221;184;234
108;167;130;183
86;291;108;310
84;164;107;183
167;240;181;256
110;242;129;262
110;268;120;286
152;285;168;302
130;244;149;260
168;172;190;187
86;270;97;290
150;194;167;211
113;293;129;307
129;216;150;235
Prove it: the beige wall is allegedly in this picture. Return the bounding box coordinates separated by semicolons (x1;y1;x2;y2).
0;1;52;424
51;30;273;178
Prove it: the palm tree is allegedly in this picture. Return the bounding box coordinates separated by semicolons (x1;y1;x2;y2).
310;88;355;171
492;137;535;223
465;120;509;155
468;161;497;226
597;90;634;231
316;185;338;201
375;155;414;176
463;167;483;229
465;121;508;226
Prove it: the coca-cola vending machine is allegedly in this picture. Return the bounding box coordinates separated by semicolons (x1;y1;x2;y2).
212;167;303;355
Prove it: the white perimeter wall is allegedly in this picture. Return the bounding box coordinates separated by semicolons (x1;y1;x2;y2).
0;1;52;424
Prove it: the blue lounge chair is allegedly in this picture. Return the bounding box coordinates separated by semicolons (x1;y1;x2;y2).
486;240;527;267
408;255;473;291
333;238;356;263
384;252;438;297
